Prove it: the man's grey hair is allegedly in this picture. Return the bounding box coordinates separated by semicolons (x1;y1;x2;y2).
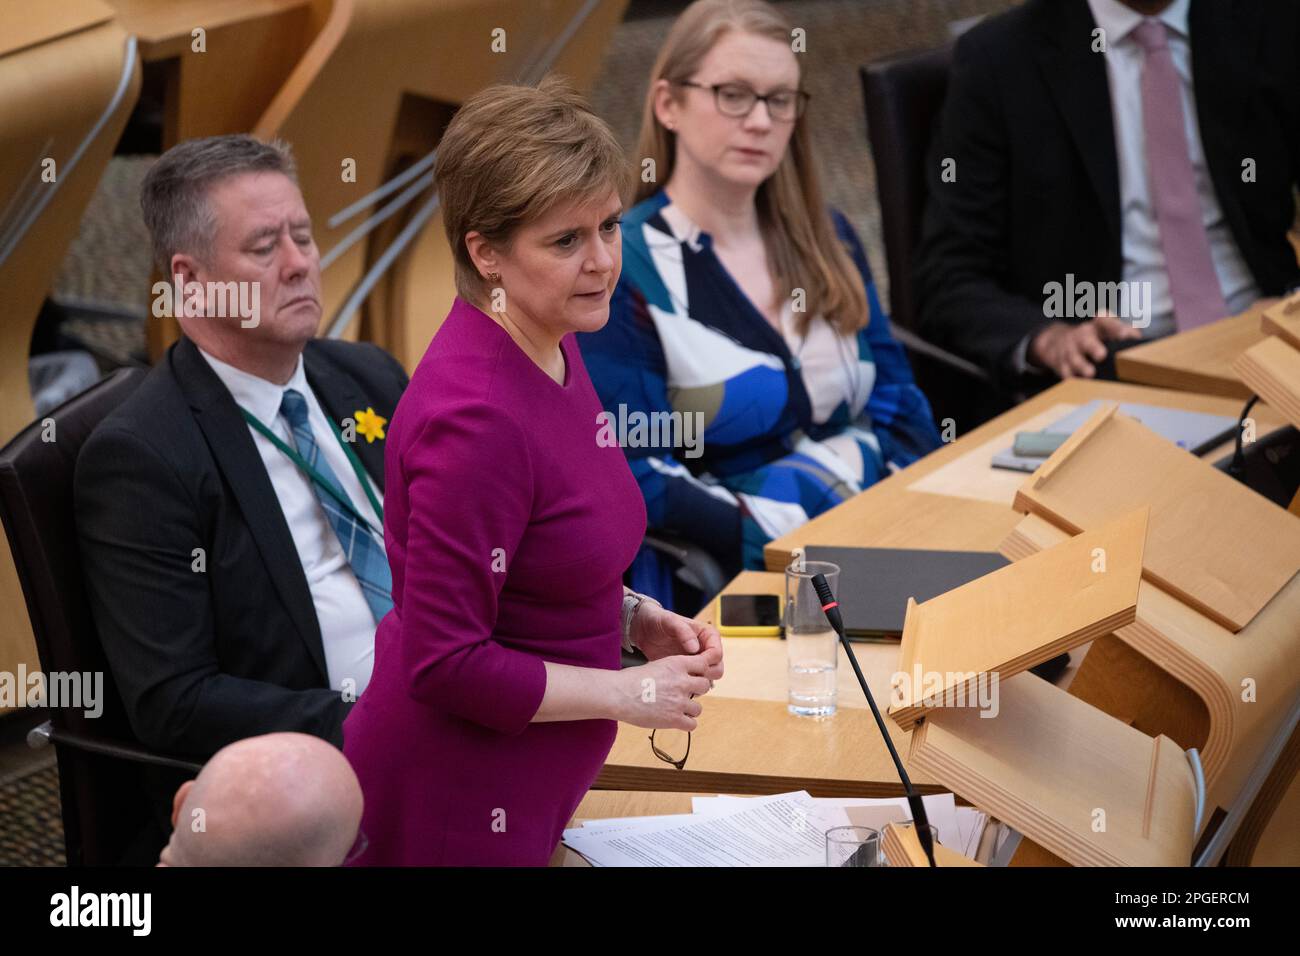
140;134;299;272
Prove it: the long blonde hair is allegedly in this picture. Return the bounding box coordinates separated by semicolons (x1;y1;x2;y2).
635;0;868;335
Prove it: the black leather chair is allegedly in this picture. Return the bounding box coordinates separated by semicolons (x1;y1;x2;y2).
0;368;202;866
641;529;727;614
861;49;1019;434
860;51;1068;683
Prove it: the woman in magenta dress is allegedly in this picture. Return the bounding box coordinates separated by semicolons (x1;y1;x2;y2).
343;76;725;866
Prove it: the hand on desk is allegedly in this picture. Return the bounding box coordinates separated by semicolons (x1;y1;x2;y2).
1030;313;1143;379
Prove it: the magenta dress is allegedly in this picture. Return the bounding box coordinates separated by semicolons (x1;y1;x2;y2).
343;297;646;866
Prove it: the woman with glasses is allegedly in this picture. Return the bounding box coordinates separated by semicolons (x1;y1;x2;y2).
342;76;723;867
579;0;941;604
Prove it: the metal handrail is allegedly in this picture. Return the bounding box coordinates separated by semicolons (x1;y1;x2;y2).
0;37;138;269
321;0;606;337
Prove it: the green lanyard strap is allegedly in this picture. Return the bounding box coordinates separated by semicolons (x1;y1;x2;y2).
240;406;384;535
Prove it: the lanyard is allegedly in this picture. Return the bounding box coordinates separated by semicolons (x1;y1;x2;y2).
240;406;384;536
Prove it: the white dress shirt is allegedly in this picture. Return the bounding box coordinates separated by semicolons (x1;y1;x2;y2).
1087;0;1258;337
197;347;382;696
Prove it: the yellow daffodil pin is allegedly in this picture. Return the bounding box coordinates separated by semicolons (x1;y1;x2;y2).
354;407;387;443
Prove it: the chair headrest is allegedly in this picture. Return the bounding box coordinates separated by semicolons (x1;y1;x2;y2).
0;367;147;735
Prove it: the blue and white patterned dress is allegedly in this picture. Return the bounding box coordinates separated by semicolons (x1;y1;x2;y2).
578;189;940;603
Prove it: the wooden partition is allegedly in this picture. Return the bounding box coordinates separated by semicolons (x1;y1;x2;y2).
0;1;141;709
250;0;629;369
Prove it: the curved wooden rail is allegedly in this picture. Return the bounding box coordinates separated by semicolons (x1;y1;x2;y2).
1000;512;1300;864
252;0;629;367
0;8;141;709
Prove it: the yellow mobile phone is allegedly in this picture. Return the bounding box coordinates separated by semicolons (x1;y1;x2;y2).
716;594;782;637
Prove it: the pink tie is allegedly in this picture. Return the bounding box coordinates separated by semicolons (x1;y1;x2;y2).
1133;18;1229;332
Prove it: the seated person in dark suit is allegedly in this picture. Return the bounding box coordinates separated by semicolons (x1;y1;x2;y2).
914;0;1300;386
75;135;407;776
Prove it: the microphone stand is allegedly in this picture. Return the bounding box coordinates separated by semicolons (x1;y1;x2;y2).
811;572;937;867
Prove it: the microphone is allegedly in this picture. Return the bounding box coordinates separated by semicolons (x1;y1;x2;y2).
812;572;937;867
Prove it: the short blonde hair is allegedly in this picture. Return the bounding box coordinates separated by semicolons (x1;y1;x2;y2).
435;74;630;301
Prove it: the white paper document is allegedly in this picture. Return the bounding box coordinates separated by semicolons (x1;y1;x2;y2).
562;792;852;867
692;792;966;850
563;790;990;867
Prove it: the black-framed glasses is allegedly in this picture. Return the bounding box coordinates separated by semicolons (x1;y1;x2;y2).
648;694;695;770
675;80;809;121
649;727;692;770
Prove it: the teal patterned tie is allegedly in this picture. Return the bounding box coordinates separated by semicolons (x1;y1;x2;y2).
280;388;393;622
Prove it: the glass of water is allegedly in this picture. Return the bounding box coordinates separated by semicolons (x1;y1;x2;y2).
826;826;881;867
785;559;840;717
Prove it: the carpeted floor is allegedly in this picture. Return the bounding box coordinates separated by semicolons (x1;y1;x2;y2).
0;758;65;867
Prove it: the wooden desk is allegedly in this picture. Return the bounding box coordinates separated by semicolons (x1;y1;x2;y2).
595;693;942;798
595;380;1273;802
597;380;1284;800
763;378;1285;572
1114;300;1276;399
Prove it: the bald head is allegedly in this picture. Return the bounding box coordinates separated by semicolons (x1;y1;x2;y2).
159;733;363;867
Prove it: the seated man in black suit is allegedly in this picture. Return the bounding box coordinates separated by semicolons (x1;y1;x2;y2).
75;135;407;775
915;0;1300;386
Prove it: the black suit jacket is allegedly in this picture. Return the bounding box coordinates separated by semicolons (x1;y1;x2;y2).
75;336;408;760
913;0;1300;384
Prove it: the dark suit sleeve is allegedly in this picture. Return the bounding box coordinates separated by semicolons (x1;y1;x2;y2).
74;426;351;757
912;28;1053;381
360;341;410;396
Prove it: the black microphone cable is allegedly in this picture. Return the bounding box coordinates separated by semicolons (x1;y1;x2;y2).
1228;394;1259;481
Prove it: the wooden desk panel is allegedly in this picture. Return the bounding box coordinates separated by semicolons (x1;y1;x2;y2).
595;694;940;798
619;381;1280;802
1261;291;1300;350
2;0;113;56
597;381;1293;861
0;14;141;710
1114;301;1275;399
106;0;313;59
764;379;1285;572
1014;407;1300;632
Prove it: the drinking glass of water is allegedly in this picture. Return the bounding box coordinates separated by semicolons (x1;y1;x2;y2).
826;826;882;867
784;558;840;717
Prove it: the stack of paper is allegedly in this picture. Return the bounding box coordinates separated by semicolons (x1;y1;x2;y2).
562;791;988;867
